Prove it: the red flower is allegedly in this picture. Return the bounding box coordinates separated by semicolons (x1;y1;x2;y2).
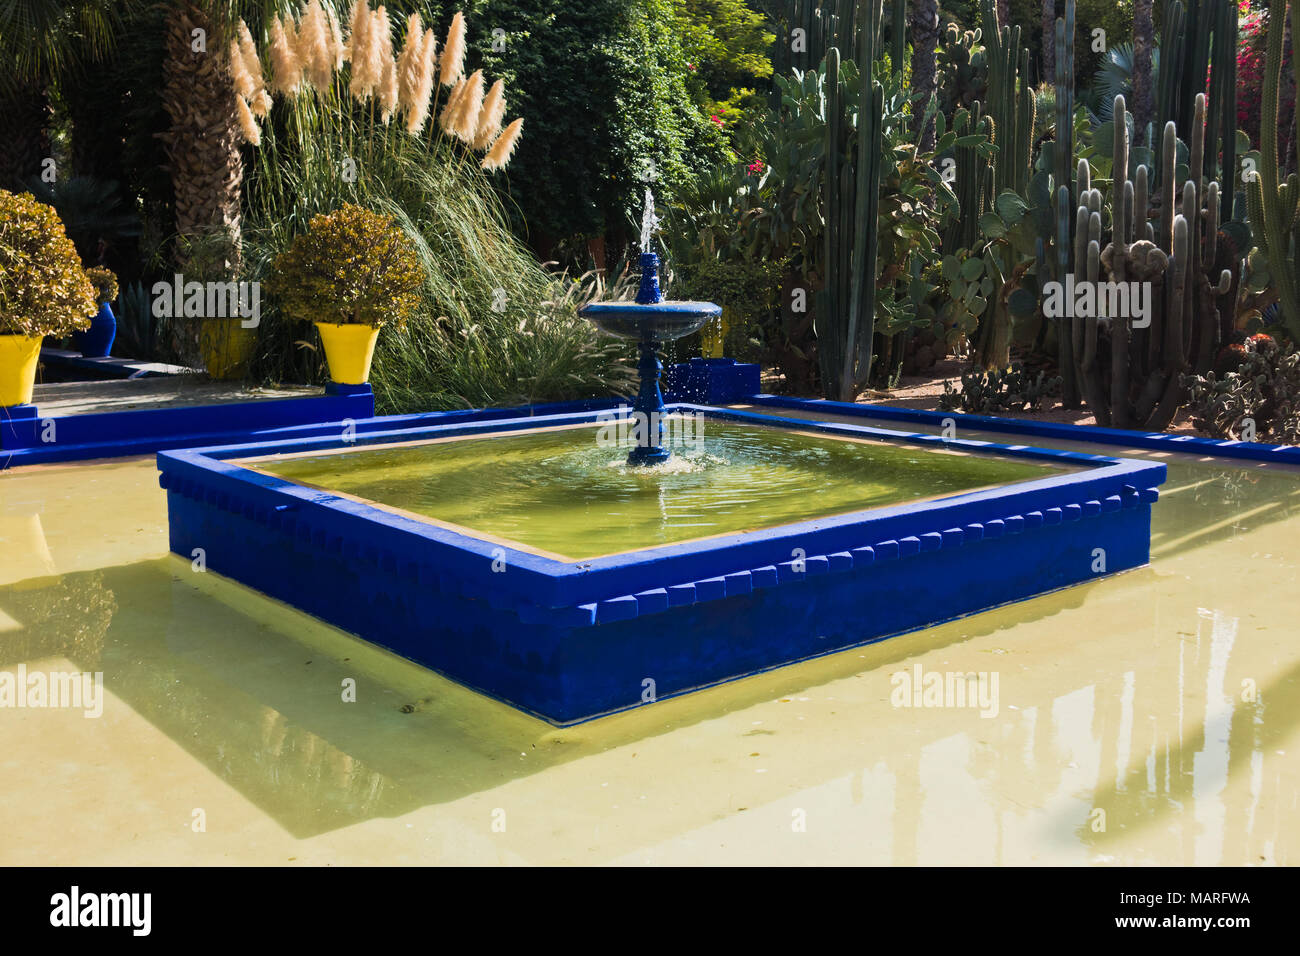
710;114;724;126
746;159;765;175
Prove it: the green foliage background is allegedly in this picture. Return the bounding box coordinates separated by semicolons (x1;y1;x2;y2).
461;0;730;247
670;0;776;136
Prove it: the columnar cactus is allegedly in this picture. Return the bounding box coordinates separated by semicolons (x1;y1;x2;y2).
1245;0;1299;337
771;0;859;81
817;0;886;400
934;0;1034;370
939;0;1032;259
1073;95;1235;429
1053;0;1078;403
981;0;1033;198
1152;0;1237;211
943;103;995;253
890;0;907;73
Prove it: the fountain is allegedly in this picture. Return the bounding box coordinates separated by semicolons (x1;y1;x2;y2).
578;189;720;465
154;198;1166;726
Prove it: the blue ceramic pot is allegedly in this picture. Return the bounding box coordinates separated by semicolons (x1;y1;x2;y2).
73;302;117;358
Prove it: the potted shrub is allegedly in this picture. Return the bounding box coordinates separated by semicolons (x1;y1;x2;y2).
0;190;95;406
271;203;425;386
182;233;256;381
72;266;119;358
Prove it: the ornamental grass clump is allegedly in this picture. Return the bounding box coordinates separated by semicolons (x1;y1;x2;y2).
237;6;621;410
0;190;95;337
269;203;425;328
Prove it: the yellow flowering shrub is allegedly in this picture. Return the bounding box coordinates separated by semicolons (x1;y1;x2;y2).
0;190;95;337
85;267;119;305
270;203;425;328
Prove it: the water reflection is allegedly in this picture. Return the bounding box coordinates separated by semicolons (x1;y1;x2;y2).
0;447;1297;862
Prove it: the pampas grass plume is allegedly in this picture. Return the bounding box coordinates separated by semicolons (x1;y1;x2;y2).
326;4;346;68
347;1;377;101
268;15;303;95
472;79;506;150
396;14;422;114
236;21;264;94
229;38;256;99
250;88;273;118
481;117;522;171
439;76;468;134
300;0;335;93
236;95;261;145
397;14;437;134
373;6;398;120
450;69;484;142
439;12;466;86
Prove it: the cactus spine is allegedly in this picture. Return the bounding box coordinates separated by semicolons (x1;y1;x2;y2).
1246;0;1300;337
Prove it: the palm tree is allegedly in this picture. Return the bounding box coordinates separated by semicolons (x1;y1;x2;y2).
1042;0;1055;80
158;2;345;277
160;0;246;278
911;0;940;151
0;0;127;188
1132;0;1154;143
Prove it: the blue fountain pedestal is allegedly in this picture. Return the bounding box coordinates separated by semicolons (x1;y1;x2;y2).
628;343;670;465
580;253;720;466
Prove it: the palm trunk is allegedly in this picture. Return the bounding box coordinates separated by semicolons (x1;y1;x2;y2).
160;1;243;280
910;0;941;152
1133;0;1155;144
1042;0;1055;80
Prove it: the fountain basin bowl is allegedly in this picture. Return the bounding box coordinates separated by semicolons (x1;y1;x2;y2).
579;301;721;342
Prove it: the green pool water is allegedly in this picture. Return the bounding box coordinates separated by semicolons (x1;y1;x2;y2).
250;420;1061;559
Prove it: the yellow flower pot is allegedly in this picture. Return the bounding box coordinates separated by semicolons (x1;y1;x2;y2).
0;334;44;406
200;318;256;381
315;322;381;385
700;307;729;358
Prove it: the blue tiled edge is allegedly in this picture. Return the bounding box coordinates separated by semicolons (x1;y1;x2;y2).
157;404;1165;725
746;394;1300;466
0;392;623;469
0;388;375;468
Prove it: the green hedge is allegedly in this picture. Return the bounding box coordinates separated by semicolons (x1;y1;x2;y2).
470;0;728;247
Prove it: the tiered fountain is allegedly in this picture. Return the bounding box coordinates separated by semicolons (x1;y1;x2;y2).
578;190;720;465
156;191;1165;725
